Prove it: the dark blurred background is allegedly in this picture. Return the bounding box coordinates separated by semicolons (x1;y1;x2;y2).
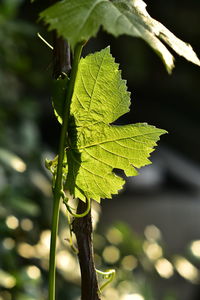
0;0;200;300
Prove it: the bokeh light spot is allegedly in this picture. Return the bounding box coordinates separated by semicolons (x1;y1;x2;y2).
6;215;19;229
0;270;16;288
11;157;26;172
106;228;123;245
57;251;75;271
143;241;163;260
121;293;144;300
26;265;41;280
121;255;138;271
174;256;200;283
103;245;120;264
144;225;161;241
21;218;33;231
155;258;174;278
103;287;119;300
18;242;36;258
3;238;15;250
190;240;200;258
40;230;51;248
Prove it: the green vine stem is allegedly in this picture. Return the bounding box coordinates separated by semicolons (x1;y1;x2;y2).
48;42;83;300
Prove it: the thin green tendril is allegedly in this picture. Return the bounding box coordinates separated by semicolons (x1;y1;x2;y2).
62;193;91;218
37;32;53;50
96;268;116;292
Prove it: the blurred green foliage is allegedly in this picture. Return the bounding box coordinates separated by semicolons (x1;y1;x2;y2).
0;0;49;299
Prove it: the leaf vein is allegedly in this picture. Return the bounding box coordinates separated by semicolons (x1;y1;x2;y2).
84;148;112;168
99;144;130;161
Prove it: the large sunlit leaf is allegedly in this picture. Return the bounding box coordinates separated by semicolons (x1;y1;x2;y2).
53;48;166;202
40;0;200;72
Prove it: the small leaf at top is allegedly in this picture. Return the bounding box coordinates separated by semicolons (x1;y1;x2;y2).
40;0;200;72
53;48;167;202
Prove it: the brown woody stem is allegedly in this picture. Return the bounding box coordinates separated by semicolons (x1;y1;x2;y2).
73;201;101;300
53;34;71;78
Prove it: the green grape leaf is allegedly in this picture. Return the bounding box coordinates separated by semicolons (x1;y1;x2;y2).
53;48;166;202
40;0;200;72
113;0;200;72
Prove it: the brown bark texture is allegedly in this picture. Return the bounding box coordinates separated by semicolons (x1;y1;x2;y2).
73;201;101;300
53;34;71;79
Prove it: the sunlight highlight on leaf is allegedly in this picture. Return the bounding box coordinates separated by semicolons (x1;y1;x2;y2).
52;48;166;202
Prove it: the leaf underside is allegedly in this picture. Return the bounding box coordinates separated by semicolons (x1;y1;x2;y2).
53;48;166;202
40;0;200;73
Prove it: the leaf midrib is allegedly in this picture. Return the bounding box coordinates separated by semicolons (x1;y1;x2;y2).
77;49;107;129
74;129;163;150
